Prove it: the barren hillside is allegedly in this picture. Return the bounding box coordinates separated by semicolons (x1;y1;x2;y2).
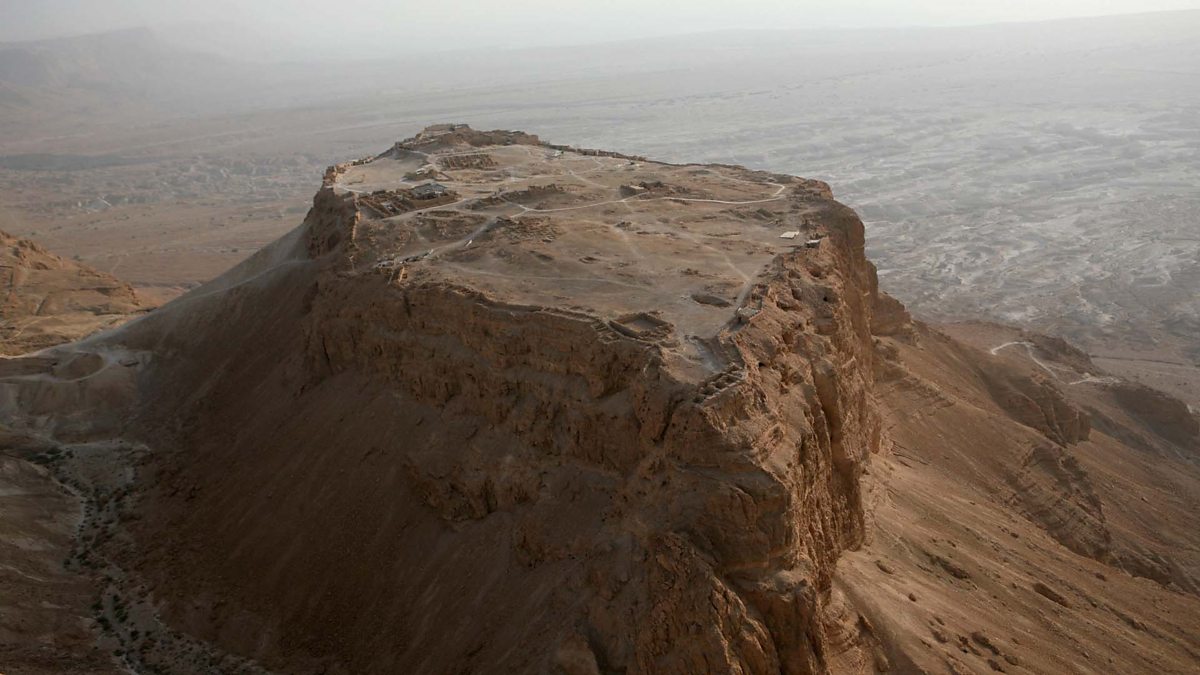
1;229;146;355
0;126;1197;674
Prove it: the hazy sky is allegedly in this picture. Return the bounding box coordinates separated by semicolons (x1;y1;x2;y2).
4;0;1200;56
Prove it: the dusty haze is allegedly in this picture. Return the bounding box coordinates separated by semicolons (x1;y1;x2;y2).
6;0;1200;59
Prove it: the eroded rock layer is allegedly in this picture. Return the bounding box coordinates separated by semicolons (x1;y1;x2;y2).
1;229;146;355
111;127;891;673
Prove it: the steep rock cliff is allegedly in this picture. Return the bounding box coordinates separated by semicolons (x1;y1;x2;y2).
114;144;890;673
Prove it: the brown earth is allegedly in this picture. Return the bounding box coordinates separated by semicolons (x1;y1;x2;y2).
0;230;148;673
0;126;1197;674
0;444;121;675
1;229;147;356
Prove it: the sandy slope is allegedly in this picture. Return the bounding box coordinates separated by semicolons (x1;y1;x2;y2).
839;321;1200;673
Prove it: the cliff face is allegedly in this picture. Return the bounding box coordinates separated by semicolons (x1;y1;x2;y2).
116;147;890;673
2;126;1199;675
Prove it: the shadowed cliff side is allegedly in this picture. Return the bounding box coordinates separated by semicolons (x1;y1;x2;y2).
108;139;889;673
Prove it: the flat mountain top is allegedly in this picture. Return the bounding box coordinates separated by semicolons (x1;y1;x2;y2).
328;125;840;376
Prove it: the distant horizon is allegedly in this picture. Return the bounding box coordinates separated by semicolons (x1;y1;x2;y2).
3;2;1200;61
1;6;1198;65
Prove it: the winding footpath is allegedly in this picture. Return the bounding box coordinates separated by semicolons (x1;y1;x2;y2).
989;341;1119;386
